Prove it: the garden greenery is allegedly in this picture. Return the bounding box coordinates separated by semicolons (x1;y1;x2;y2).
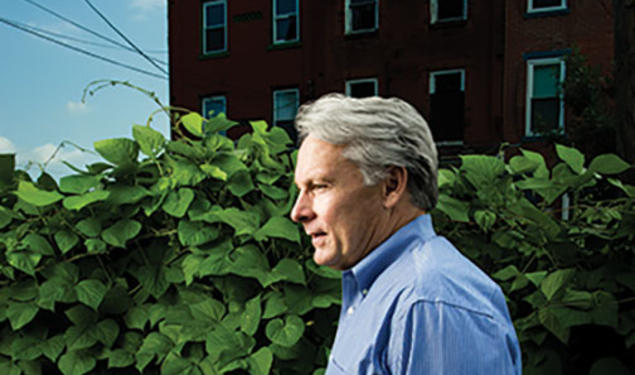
0;109;633;374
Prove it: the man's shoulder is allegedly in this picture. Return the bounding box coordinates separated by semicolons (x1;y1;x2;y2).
382;235;505;319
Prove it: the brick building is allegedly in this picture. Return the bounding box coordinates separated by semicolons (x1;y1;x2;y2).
168;0;614;153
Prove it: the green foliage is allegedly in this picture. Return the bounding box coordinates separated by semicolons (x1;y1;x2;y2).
433;146;634;373
0;118;337;374
1;103;633;373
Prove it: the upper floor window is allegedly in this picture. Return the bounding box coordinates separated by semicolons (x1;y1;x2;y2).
345;0;378;34
527;0;568;13
526;57;566;135
273;88;300;143
430;0;468;24
346;78;378;98
202;95;226;119
203;0;227;54
273;0;299;44
429;69;465;144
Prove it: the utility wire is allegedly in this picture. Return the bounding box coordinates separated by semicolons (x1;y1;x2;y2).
21;0;165;58
0;17;167;80
83;0;168;75
5;17;168;65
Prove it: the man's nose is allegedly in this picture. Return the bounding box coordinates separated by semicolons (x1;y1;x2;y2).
290;191;314;223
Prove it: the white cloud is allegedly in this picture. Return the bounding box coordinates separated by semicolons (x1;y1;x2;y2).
131;0;166;12
66;101;89;114
17;143;100;180
0;137;17;153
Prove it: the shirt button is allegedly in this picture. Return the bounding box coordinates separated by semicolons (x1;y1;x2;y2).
347;306;354;315
362;289;368;295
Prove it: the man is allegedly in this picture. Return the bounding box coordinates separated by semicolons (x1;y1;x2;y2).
290;93;521;374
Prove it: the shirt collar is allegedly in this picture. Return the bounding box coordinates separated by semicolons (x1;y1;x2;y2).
346;214;436;295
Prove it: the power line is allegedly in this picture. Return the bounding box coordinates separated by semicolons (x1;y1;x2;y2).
0;16;167;80
21;0;166;59
5;17;168;65
83;0;168;76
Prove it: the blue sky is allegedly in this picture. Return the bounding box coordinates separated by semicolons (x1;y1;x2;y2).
0;0;169;179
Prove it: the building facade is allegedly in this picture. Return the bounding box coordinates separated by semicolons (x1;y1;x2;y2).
168;0;614;154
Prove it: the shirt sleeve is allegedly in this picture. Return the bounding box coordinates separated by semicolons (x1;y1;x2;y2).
387;300;521;375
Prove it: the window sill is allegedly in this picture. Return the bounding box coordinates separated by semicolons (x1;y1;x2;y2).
429;18;468;29
267;41;302;51
199;51;230;60
344;29;379;40
524;8;570;19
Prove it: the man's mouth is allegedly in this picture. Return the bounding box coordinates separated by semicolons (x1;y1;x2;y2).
309;232;327;244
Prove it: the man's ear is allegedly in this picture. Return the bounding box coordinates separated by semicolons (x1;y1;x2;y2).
382;166;408;209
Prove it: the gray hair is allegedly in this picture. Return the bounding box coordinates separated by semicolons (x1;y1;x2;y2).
294;93;439;211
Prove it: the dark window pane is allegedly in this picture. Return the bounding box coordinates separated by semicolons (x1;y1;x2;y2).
203;99;225;118
276;0;296;14
438;0;464;20
434;73;462;92
276;17;297;41
533;0;562;8
349;82;376;98
275;91;298;121
430;92;465;142
531;98;559;133
206;4;224;26
205;29;224;52
351;4;376;31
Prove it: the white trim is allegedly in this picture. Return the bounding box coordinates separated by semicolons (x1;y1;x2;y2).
273;0;300;44
525;56;566;136
202;95;226;118
203;0;228;54
345;78;378;97
345;0;379;34
527;0;567;13
429;69;465;94
273;88;300;125
430;0;468;24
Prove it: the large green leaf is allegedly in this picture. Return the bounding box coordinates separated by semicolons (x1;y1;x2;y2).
177;220;219;247
205;113;238;134
59;175;101;194
94;138;139;166
435;194;470;222
135;332;173;373
241;294;262;336
264;258;306;286
460;155;506;188
265;314;304;347
40;334;65;362
589;153;631;175
201;207;261;236
247;347;273;375
541;269;575;301
54;230;79;254
181;112;204;137
75;217;102;237
94;319;119;348
6;301;39;330
136;264;169;299
205;323;255;367
101;219;142;248
24;233;54;255
63;190;110;210
228;170;255;197
133;124;165;157
14;181;63;206
106;185;151;205
58;350;97;375
74;279;108;310
555;144;585;174
162;188;195;218
7;250;42;276
254;217;300;243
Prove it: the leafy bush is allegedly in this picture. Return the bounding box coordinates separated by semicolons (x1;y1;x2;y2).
0;110;633;374
433;145;634;374
0;114;340;375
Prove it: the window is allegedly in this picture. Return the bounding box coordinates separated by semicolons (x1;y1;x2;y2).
203;0;227;54
346;78;378;98
526;57;565;135
202;95;226;119
429;69;465;144
345;0;378;34
527;0;567;13
273;0;299;43
430;0;467;24
273;88;300;142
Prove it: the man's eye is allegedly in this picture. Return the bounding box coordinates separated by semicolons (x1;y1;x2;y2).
313;184;328;191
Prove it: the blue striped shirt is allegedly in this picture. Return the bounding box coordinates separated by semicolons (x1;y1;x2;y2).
325;214;522;374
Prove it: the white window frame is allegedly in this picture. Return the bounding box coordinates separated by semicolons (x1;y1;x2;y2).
525;56;566;136
273;88;300;126
430;0;468;24
345;0;379;34
203;0;228;54
429;69;466;146
527;0;568;13
273;0;300;44
201;95;226;119
345;78;378;97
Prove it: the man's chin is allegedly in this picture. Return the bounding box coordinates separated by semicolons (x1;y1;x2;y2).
313;249;340;269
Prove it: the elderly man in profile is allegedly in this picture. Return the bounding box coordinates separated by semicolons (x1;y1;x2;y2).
290;94;522;374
